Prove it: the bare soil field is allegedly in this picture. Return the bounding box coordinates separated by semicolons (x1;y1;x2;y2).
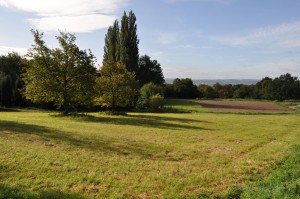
193;100;292;113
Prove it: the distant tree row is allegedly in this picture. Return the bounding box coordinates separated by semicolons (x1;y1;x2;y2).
164;73;300;100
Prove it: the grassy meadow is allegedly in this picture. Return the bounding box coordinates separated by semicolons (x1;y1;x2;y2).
0;100;299;198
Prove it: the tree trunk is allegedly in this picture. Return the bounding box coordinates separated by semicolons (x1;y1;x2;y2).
63;97;68;115
63;89;69;115
112;93;115;113
63;69;69;115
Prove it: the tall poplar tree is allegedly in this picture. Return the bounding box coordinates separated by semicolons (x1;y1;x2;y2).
120;11;139;73
103;11;139;74
103;20;120;65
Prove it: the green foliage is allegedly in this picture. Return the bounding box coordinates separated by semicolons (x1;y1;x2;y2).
95;61;137;112
23;30;97;114
0;71;4;80
149;94;164;110
254;74;300;100
194;73;300;101
172;78;200;99
164;84;176;98
271;73;300;100
213;83;234;98
137;55;164;86
0;52;25;107
233;84;257;99
103;11;139;74
256;77;273;99
120;11;139;74
0;52;22;76
0;75;13;106
103;11;165;89
137;82;164;109
103;20;120;65
198;84;218;99
165;79;200;99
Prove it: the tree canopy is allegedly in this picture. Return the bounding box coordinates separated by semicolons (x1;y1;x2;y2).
103;11;139;74
0;52;25;107
137;55;164;86
103;20;120;66
120;11;139;74
23;30;97;114
103;11;166;87
95;61;137;112
172;78;200;99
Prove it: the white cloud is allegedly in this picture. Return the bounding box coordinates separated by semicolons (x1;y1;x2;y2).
0;0;127;32
212;21;300;49
0;0;8;7
29;14;116;33
0;46;28;56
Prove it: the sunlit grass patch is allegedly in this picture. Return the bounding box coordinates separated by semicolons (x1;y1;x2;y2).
0;101;299;198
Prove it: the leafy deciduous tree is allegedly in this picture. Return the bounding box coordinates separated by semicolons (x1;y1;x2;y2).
198;84;217;99
0;52;25;107
271;73;300;100
23;30;97;114
0;75;13;106
137;55;164;86
173;78;200;99
95;62;137;113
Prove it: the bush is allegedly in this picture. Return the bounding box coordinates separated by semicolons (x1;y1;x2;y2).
137;82;164;109
149;94;164;110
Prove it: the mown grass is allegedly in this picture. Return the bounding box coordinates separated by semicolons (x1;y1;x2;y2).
0;101;299;198
164;99;209;113
227;145;300;198
276;100;300;113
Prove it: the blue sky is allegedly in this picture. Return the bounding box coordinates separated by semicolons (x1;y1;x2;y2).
1;0;300;79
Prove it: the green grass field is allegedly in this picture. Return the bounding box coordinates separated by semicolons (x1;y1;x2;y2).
0;100;299;198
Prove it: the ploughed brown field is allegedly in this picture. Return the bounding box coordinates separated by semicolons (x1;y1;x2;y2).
193;100;292;112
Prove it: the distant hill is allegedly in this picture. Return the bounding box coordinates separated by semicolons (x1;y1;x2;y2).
165;78;259;85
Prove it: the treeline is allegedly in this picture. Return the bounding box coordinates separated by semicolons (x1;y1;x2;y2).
0;11;165;114
1;11;300;113
165;73;300;100
0;53;26;107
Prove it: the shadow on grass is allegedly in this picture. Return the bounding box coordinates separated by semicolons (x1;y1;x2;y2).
0;120;195;160
0;107;20;112
0;184;83;199
53;113;211;131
